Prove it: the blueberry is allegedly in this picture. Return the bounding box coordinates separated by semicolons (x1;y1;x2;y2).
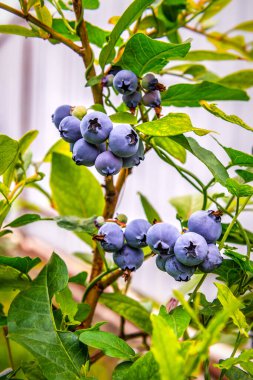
174;232;208;266
142;90;161;108
165;255;195;281
80;111;113;144
125;219;151;248
101;74;114;87
113;244;144;271
122;92;142;108
95;151;123;176
52;105;72;129
113;70;138;95
188;210;222;243
108;66;122;76
97;222;124;252
72;138;99;167
146;223;180;255
155;254;169;272
59;116;82;143
199;244;223;273
142;73;158;91
98;142;106;153
109;125;139;158
123;139;145;168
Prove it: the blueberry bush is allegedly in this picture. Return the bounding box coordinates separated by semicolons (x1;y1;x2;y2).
0;0;253;379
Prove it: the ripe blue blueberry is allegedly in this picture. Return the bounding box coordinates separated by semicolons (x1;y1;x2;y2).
124;219;151;248
113;70;138;95
113;244;144;271
122;91;142;108
123;139;145;168
165;255;195;281
155;254;169;272
146;223;180;255
80;111;113;144
174;232;208;266
72;138;99;167
142;73;158;91
142;90;161;108
59;116;82;143
188;210;222;243
109;125;139;158
199;244;223;273
95;151;123;176
52;104;72;129
97;222;124;252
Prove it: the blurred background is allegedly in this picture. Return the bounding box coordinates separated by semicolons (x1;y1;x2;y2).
0;0;252;303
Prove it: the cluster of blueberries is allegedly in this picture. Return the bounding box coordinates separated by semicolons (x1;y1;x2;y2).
102;68;164;115
52;107;144;175
94;209;223;281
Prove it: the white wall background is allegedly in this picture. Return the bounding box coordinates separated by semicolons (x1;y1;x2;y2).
0;0;252;302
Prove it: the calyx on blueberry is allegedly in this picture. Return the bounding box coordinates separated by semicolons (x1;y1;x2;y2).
127;130;138;145
88;118;102;133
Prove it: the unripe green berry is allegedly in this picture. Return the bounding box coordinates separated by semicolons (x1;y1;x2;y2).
96;216;105;226
117;214;128;224
71;106;87;120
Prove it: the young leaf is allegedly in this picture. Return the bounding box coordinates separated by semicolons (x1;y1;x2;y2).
161;81;249;107
136;113;211;136
19;130;39;154
82;0;99;9
219;70;253;90
109;112;137;125
170;193;211;220
5;213;44;228
99;293;152;333
43;139;71;162
113;352;160;380
0;135;19;175
138;192;162;223
170;50;240;61
99;0;154;69
79;330;135;360
152;137;186;163
231;20;253;32
200;101;253;132
151;315;184;380
0;25;39;37
56;216;97;234
222;146;253;167
199;0;232;22
117;33;190;76
159;305;190;338
225;178;253;197
8;253;87;379
215;282;249;336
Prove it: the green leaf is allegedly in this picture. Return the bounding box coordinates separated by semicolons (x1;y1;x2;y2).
82;0;99;9
113;352;160;380
236;169;253;183
165;63;219;81
199;0;232;22
50;153;104;245
215;282;249;336
171;50;240;61
172;136;229;185
117;33;190;76
99;0;154;69
0;25;39;37
35;5;52;27
0;135;19;175
161;81;249;107
99;293;152;334
152;137;186;163
200;101;253;132
56;286;79;323
214;259;243;287
224;366;253;380
21;361;46;380
231;20;253;32
170;193;211;220
56;216;97;234
0;255;41;274
216;349;253;372
151;315;184;380
138;192;161;223
43;139;71;162
5;213;43;228
8;253;87;379
219;70;253;90
19;130;39;154
136;113;211;136
225;178;253;197
69;271;88;286
109;112;137;124
222;146;253;167
158;305;190;338
79;330;135;360
0;265;30;290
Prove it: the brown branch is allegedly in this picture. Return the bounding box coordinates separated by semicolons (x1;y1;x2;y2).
0;3;82;55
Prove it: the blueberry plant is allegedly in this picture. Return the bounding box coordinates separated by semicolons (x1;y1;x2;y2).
0;0;253;379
